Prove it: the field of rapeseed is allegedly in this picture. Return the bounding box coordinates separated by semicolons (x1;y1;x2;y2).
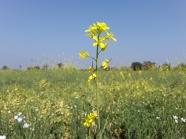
0;68;186;139
1;22;186;139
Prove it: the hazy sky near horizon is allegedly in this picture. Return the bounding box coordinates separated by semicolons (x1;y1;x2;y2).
0;0;186;69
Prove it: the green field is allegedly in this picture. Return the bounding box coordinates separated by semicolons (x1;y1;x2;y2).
0;69;186;139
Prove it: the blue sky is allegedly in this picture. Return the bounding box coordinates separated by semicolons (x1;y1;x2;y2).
0;0;186;69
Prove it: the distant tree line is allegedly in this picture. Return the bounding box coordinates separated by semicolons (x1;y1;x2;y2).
130;61;186;71
27;63;64;70
1;62;186;71
0;63;63;70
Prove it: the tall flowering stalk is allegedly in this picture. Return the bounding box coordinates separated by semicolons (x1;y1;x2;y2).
79;22;116;136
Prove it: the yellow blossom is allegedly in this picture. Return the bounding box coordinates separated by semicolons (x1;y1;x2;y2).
88;73;96;82
79;51;89;59
120;71;125;79
84;120;91;127
101;42;108;51
87;66;94;72
92;36;106;48
138;71;142;74
88;113;97;119
128;73;131;78
97;22;110;32
102;59;110;69
85;23;97;38
84;113;97;127
85;23;97;33
85;22;116;51
106;31;117;41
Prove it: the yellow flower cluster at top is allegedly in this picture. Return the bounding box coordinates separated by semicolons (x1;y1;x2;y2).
79;22;117;82
84;113;97;127
85;22;116;51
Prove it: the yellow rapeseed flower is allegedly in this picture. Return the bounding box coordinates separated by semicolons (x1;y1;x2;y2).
138;71;142;74
85;22;116;51
84;120;91;127
88;113;97;119
79;51;89;59
120;71;125;79
85;23;97;38
87;66;94;72
84;113;97;127
106;31;117;41
88;73;96;82
102;59;109;69
97;22;110;31
85;23;97;33
101;42;108;51
92;35;106;48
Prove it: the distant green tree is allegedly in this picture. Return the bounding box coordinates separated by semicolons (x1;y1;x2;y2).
56;63;64;69
27;66;40;70
131;62;143;71
143;61;156;70
2;65;10;70
34;66;40;70
27;66;35;70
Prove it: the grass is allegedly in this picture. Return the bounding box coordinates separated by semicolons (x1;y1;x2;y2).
0;69;186;139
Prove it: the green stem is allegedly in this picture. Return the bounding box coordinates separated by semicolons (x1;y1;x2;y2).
95;36;100;137
88;56;96;62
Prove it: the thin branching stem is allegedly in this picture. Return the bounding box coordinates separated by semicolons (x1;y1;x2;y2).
96;34;101;137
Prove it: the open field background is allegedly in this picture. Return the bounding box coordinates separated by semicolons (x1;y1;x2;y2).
0;69;186;139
